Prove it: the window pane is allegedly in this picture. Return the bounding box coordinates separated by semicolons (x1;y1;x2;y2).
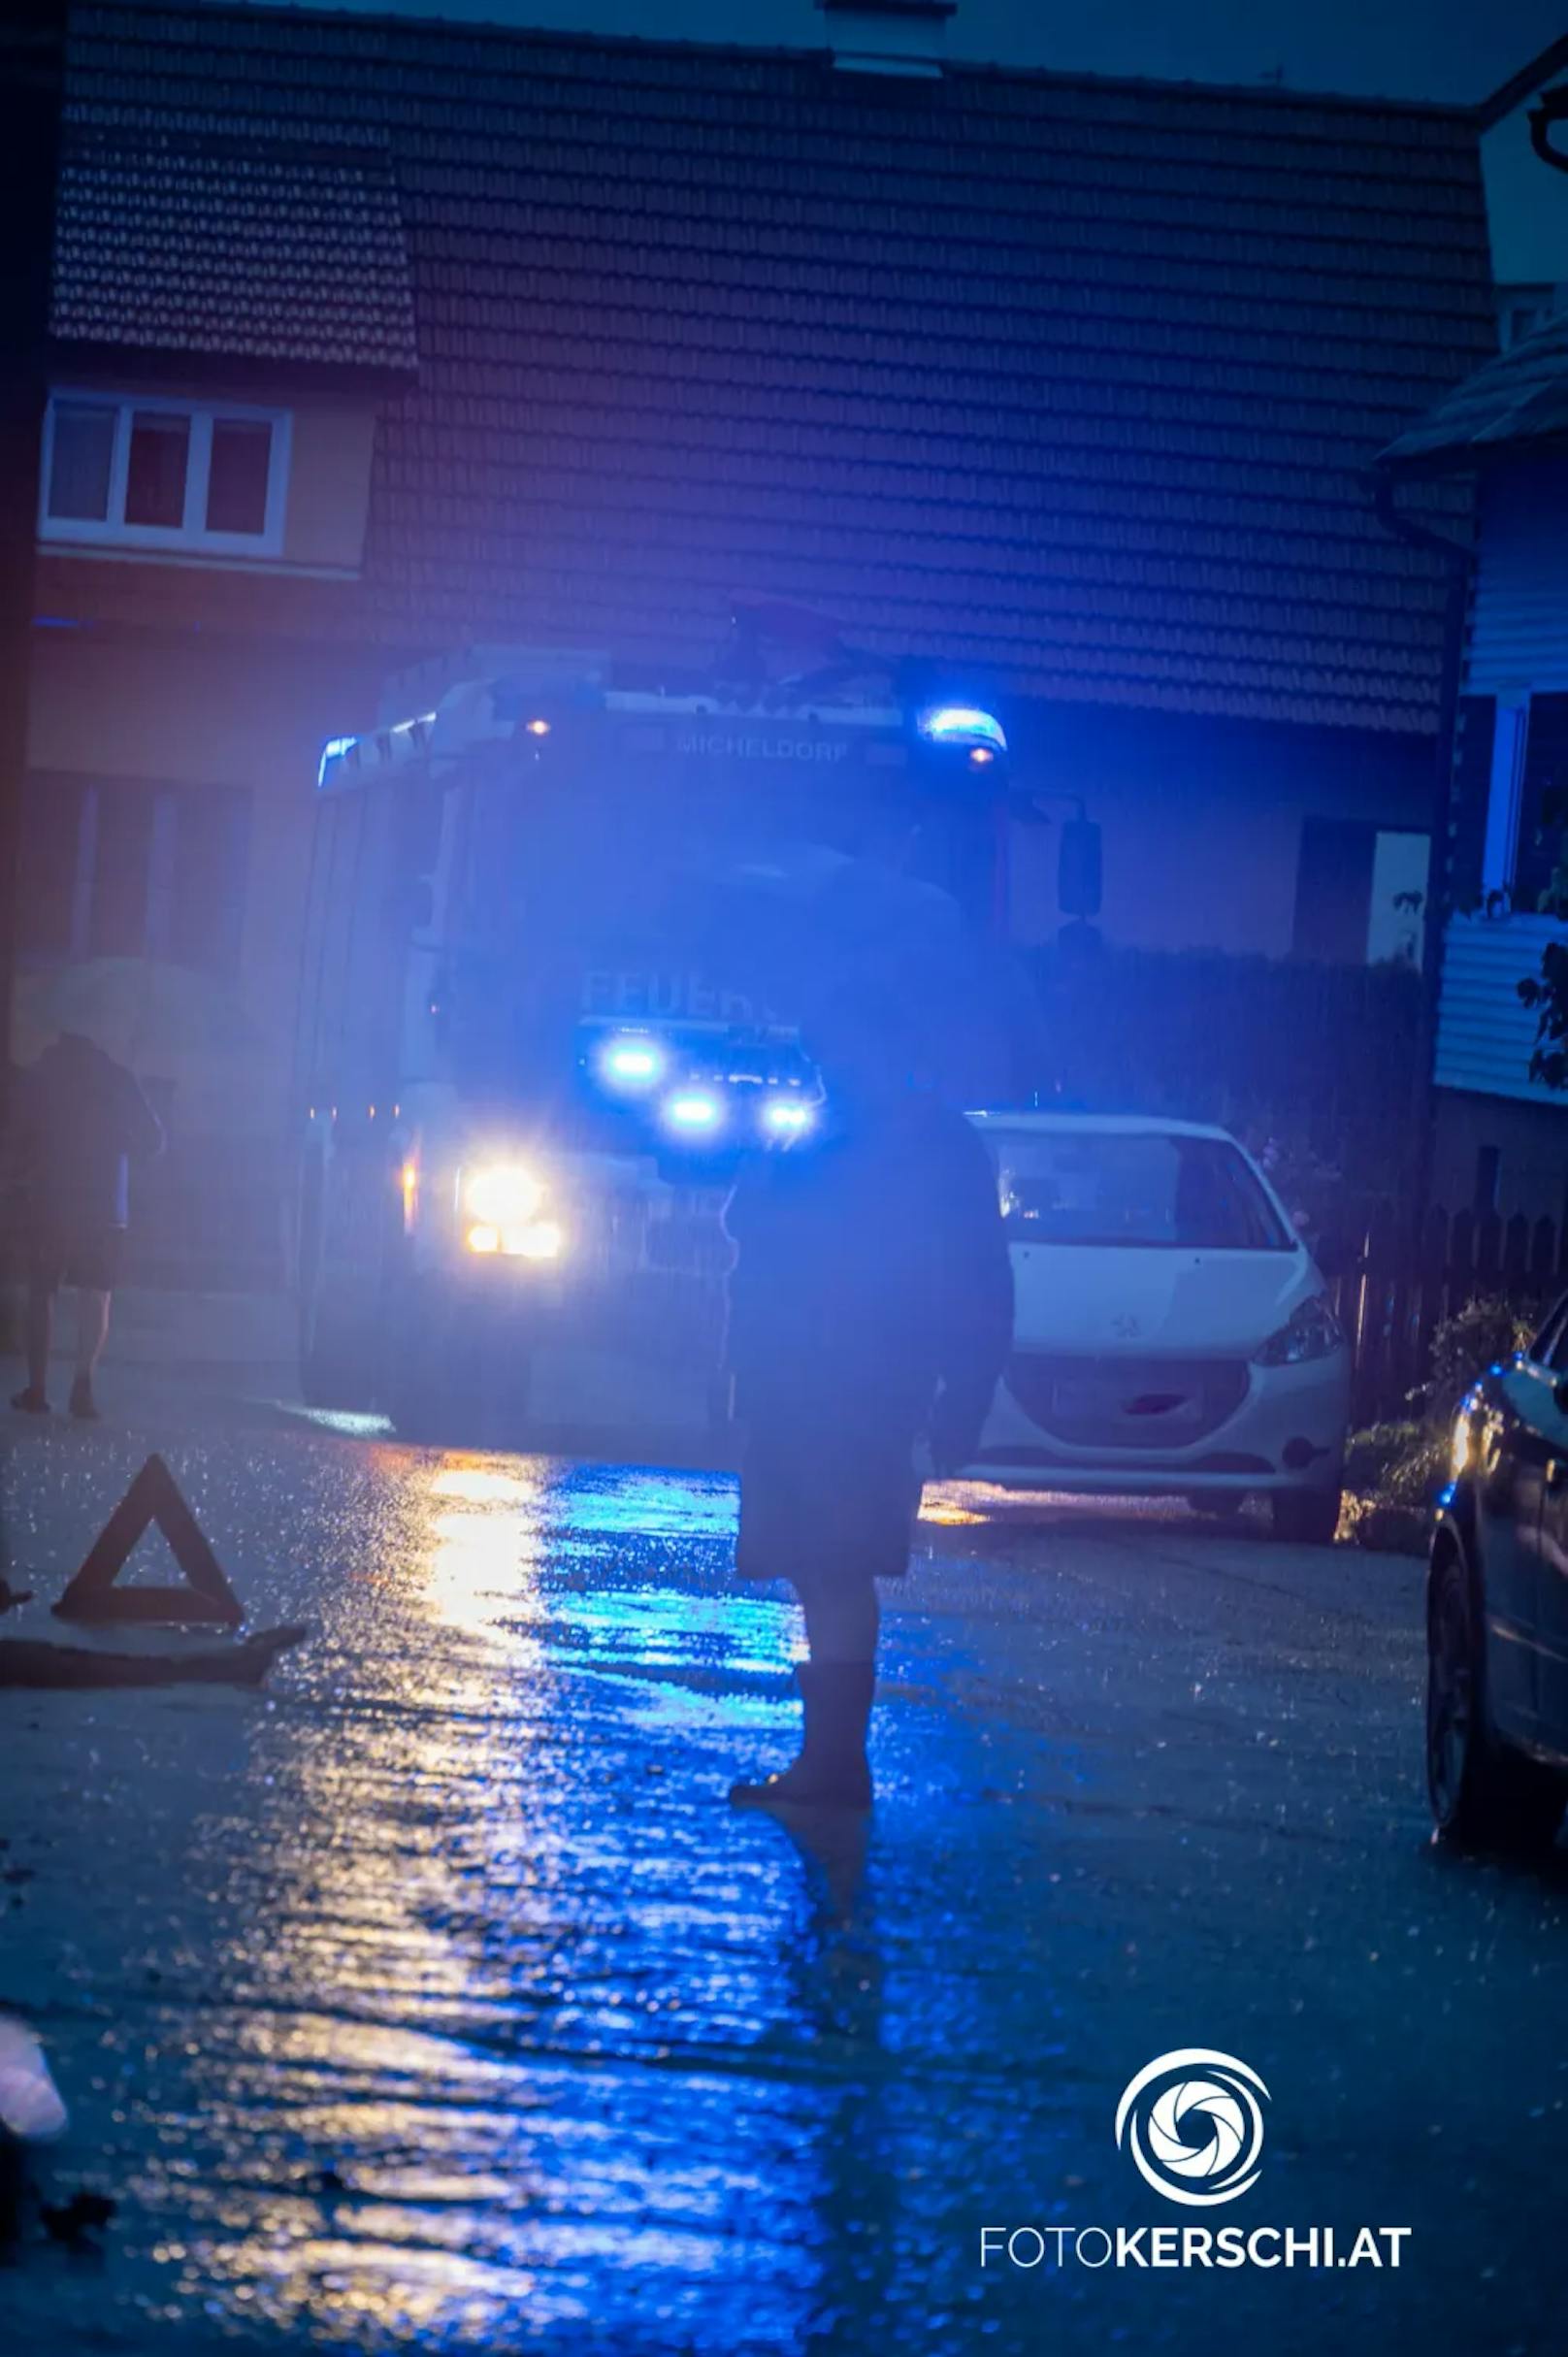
46;403;115;521
985;1129;1290;1252
205;417;272;535
1515;695;1568;913
124;410;190;528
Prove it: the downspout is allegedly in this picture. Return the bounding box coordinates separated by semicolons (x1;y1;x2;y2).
1528;84;1568;174
1370;471;1474;1232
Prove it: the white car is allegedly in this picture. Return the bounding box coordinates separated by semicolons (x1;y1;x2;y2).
964;1113;1350;1543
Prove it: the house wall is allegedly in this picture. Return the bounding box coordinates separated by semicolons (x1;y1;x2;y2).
17;627;384;1143
1431;450;1568;1218
1467;456;1568;697
1431;1088;1568;1226
1435;911;1565;1106
1005;704;1436;958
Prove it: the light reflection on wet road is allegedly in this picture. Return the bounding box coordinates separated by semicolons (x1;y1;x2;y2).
4;1418;1568;2354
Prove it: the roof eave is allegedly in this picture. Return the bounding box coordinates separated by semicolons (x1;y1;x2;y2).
45;336;418;399
1376;425;1568;475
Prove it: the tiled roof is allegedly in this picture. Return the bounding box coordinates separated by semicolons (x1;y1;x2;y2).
52;127;418;376
56;2;1496;734
1379;309;1568;470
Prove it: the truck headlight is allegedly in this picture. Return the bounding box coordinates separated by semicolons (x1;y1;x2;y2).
461;1164;562;1259
465;1215;564;1260
514;1219;563;1260
464;1163;543;1228
1254;1295;1344;1367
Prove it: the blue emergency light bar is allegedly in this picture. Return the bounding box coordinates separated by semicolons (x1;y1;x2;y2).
317;735;357;789
316;711;438;793
597;1032;666;1092
918;704;1007;758
662;1087;726;1135
760;1094;815;1136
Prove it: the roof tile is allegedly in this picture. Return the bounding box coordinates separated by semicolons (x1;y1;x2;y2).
51;126;418;374
56;1;1494;731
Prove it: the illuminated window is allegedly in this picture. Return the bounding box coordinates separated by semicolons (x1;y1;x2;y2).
39;393;291;556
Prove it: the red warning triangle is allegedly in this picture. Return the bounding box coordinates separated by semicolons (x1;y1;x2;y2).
53;1456;244;1627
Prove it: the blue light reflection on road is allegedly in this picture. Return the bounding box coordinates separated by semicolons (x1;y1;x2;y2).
6;1442;1071;2355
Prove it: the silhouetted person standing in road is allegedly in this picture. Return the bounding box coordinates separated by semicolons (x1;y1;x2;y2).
724;1001;1013;1811
10;1031;163;1420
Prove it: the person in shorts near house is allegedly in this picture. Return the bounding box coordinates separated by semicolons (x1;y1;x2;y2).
10;1030;163;1421
722;993;1014;1812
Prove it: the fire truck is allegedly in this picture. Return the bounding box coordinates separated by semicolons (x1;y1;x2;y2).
292;624;1024;1439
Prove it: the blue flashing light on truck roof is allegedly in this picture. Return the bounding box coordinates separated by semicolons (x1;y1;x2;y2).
317;736;357;789
918;705;1007;758
316;710;438;793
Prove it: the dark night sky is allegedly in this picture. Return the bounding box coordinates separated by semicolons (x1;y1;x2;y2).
225;0;1568;105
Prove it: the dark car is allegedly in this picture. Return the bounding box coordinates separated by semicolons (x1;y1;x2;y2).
1427;1297;1568;1850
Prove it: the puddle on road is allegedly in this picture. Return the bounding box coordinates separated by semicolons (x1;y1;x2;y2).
3;1442;1079;2355
15;1439;1540;2357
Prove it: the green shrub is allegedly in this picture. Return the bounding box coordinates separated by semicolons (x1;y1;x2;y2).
1420;1295;1537;1424
1343;1420;1445;1509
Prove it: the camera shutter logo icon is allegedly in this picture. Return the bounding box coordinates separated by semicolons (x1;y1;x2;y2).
1115;2049;1268;2208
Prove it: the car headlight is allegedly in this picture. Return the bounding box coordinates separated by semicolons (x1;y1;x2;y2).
1254;1294;1344;1367
1451;1408;1474;1478
464;1163;544;1228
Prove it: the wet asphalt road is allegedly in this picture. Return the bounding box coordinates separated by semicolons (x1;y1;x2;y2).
2;1384;1567;2355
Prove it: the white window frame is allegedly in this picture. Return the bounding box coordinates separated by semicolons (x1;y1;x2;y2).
38;392;293;558
1482;692;1530;902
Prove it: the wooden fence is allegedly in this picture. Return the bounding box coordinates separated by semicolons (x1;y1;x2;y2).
1333;1203;1568;1425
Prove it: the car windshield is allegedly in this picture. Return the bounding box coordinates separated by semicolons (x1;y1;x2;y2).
984;1129;1291;1252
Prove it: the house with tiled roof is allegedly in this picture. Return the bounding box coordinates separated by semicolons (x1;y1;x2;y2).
1380;306;1568;1225
18;0;1498;1275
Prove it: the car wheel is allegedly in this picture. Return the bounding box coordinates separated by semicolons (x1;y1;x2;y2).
1187;1492;1245;1519
1269;1486;1342;1546
1427;1542;1568;1852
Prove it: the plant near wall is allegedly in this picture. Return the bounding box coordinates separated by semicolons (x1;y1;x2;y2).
1343;1293;1541;1554
1420;1294;1539;1424
1517;785;1568;1087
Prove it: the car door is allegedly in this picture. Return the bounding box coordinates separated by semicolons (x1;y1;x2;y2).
1473;1336;1566;1745
1526;1305;1568;1757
